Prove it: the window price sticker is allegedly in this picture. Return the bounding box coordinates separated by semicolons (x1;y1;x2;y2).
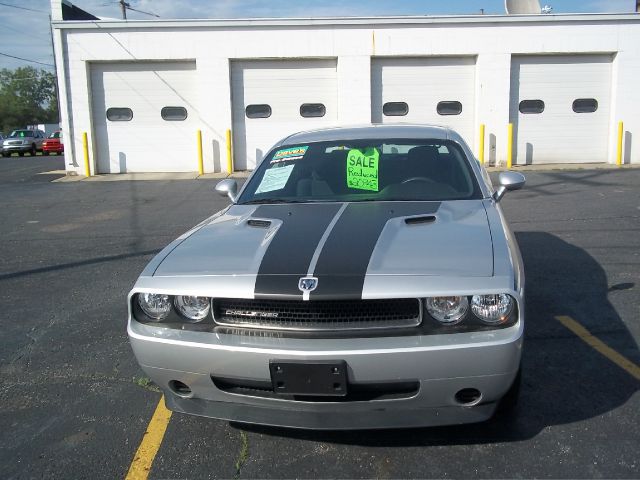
346;147;379;192
255;164;294;193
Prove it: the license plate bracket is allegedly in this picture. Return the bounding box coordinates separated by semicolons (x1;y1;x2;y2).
269;360;348;396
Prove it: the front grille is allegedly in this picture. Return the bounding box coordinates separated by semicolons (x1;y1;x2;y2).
8;141;22;145
212;298;421;331
211;375;420;402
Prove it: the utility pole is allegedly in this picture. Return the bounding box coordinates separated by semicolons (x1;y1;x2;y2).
119;0;127;20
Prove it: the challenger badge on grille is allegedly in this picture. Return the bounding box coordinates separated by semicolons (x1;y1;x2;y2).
224;309;279;318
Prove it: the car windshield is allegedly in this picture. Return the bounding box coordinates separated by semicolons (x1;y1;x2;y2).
48;132;60;139
9;130;34;138
238;138;481;204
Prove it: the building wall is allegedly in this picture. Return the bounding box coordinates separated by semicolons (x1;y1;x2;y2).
52;14;640;174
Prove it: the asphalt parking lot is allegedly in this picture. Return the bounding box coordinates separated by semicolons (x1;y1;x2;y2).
0;155;638;479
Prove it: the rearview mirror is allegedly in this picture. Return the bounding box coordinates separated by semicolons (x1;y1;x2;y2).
493;171;526;202
215;179;238;203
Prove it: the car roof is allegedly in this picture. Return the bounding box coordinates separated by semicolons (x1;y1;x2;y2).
279;124;452;146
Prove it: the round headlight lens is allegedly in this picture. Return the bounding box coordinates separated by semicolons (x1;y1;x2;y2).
174;295;210;322
138;293;171;321
471;294;514;324
425;296;469;324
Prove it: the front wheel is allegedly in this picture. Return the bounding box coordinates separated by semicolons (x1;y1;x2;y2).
18;151;25;157
1;152;9;158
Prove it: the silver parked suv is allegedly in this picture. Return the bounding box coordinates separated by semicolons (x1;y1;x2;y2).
2;129;46;157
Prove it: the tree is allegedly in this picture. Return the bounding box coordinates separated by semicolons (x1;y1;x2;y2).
0;67;59;134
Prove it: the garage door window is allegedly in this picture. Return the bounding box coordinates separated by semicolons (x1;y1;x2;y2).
383;102;409;117
572;98;598;113
300;103;326;118
106;107;133;121
246;104;272;119
437;101;463;116
161;106;188;121
519;100;545;114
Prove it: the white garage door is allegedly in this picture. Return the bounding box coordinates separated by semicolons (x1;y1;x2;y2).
510;55;612;164
371;57;477;146
91;62;198;173
231;59;338;170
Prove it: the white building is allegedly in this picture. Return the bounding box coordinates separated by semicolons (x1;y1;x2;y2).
50;1;640;174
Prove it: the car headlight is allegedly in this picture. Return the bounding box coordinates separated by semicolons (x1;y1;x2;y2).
174;295;210;322
471;294;514;325
425;296;469;324
137;293;172;321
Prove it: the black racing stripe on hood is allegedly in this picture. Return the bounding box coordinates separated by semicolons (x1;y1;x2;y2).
311;202;441;300
253;203;342;299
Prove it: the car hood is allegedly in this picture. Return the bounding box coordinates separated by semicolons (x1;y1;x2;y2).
154;201;493;297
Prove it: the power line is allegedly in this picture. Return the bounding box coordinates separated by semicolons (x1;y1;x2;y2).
0;52;54;68
127;6;160;17
0;2;48;13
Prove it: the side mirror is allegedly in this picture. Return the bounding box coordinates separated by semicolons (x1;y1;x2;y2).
215;179;238;203
493;171;526;202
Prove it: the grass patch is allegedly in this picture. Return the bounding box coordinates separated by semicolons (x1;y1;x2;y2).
234;431;249;478
132;375;161;393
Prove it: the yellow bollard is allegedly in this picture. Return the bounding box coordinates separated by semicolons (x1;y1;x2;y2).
478;124;485;165
507;123;514;169
197;129;204;175
82;132;90;177
226;129;233;174
617;121;624;167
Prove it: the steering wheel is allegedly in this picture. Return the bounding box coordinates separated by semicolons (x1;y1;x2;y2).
401;176;436;185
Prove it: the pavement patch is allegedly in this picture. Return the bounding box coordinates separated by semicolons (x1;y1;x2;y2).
556;315;640;380
125;396;172;480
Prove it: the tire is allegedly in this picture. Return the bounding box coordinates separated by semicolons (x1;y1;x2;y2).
496;366;521;415
18;152;24;157
1;152;8;158
44;151;50;156
30;144;37;156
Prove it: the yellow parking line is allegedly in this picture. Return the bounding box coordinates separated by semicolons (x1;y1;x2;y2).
555;315;640;380
125;396;172;480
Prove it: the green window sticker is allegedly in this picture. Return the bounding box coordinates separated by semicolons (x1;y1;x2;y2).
346;147;379;191
271;145;309;164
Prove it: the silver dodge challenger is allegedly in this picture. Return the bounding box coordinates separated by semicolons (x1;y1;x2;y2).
128;124;526;429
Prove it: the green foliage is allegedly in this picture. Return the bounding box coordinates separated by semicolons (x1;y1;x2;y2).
0;67;59;134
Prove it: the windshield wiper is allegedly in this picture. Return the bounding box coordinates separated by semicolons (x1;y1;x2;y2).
241;199;302;205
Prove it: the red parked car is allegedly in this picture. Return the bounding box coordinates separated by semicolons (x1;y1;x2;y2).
42;131;64;155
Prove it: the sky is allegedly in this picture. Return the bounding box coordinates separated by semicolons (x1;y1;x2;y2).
0;0;636;71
